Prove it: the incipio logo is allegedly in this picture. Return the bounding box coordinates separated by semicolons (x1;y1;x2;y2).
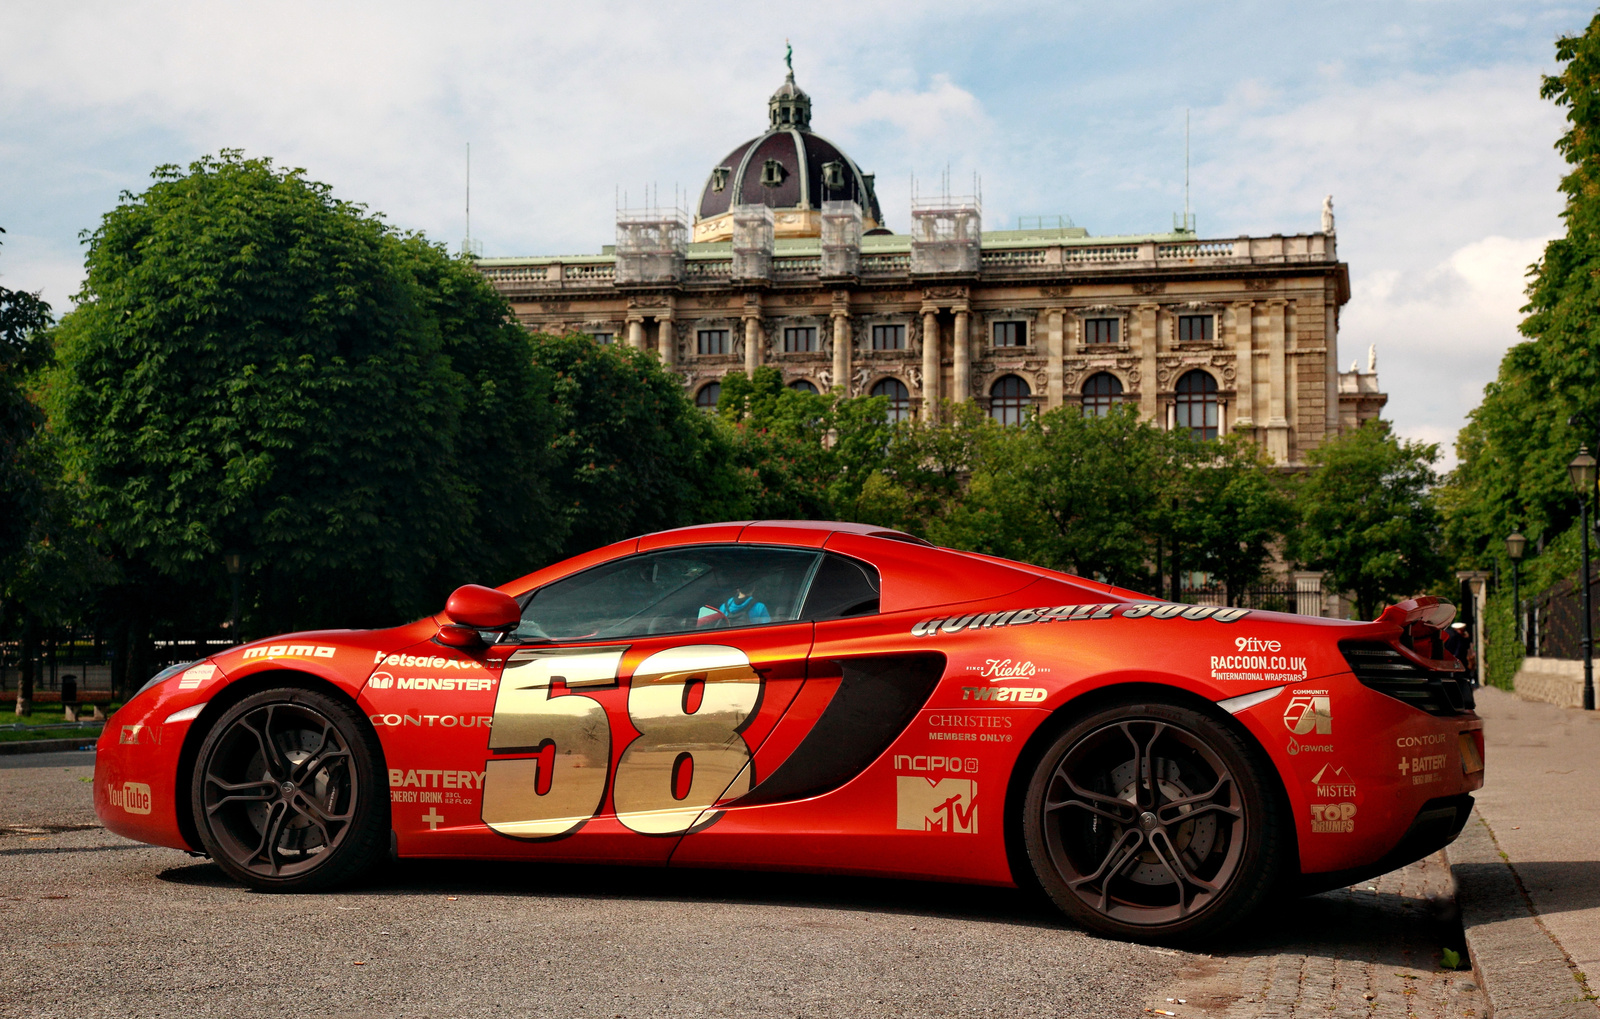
108;781;152;815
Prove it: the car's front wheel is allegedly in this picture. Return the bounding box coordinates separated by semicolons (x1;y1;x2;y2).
1022;698;1285;941
191;687;388;891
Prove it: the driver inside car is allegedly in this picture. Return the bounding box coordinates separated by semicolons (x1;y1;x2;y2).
698;579;772;628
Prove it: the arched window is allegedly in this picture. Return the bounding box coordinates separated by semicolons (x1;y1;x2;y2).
1175;370;1219;440
990;375;1032;425
870;378;911;423
695;382;722;412
788;379;819;395
1081;372;1123;418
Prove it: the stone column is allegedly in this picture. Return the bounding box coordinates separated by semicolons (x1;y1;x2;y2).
952;307;970;403
627;316;646;351
831;307;851;395
1266;299;1290;463
742;315;762;378
1457;570;1491;684
1046;309;1065;409
921;306;941;421
1291;571;1326;618
1324;296;1340;441
1137;303;1160;423
1231;301;1255;432
656;313;675;365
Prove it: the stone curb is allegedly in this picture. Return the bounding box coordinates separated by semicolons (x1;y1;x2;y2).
1445;811;1598;1018
0;736;101;756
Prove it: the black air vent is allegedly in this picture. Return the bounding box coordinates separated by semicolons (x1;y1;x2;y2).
1340;641;1474;716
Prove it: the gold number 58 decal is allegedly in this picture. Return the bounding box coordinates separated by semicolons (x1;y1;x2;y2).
480;645;761;839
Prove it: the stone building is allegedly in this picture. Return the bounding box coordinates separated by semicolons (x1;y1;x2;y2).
480;69;1385;466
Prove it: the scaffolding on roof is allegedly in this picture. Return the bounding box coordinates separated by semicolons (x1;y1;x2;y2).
614;204;688;284
909;188;981;275
731;204;775;281
821;200;862;276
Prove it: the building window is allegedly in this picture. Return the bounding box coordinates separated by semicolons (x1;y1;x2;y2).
788;379;819;394
698;329;730;355
695;382;721;411
1175;369;1219;440
1081;372;1123;417
870;378;911;423
990;375;1032;425
871;324;905;350
1178;314;1215;343
783;327;817;352
591;332;615;345
1083;318;1118;345
993;321;1027;348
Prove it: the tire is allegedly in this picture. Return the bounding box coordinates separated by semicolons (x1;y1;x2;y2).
1021;698;1284;942
191;686;389;892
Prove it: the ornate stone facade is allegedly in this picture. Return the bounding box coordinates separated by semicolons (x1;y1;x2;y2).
478;72;1382;467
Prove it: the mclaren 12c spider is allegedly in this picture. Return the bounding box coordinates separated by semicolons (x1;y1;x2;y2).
95;520;1484;940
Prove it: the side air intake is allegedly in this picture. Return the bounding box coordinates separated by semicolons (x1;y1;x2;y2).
1339;640;1474;716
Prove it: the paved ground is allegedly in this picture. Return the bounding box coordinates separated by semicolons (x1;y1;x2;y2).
1;750;1484;1019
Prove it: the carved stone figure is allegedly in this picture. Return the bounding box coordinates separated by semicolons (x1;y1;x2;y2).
1322;195;1335;235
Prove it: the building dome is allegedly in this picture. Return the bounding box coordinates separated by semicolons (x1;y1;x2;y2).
693;70;884;242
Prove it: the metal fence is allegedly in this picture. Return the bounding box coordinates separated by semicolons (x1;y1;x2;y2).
0;629;233;701
1180;581;1319;615
1525;572;1600;661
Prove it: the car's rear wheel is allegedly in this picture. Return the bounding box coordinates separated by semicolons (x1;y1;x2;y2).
1022;699;1284;941
192;687;388;891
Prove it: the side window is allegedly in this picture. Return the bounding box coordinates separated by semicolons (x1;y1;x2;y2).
514;546;823;642
801;554;881;620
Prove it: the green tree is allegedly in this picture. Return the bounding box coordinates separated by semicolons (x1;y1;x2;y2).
536;334;741;557
1292;422;1447;619
1172;434;1294;605
0;227;54;575
49;151;560;643
1442;14;1600;562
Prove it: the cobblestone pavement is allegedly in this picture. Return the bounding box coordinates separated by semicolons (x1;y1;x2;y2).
1143;851;1483;1018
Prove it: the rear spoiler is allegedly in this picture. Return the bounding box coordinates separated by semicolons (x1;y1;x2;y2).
1376;596;1457;629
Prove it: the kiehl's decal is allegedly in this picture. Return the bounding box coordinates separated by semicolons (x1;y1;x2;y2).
910;602;1249;636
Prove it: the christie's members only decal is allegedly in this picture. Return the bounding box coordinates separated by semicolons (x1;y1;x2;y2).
911;602;1249;636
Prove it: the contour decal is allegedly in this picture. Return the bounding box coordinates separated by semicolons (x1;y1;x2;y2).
910;602;1249;636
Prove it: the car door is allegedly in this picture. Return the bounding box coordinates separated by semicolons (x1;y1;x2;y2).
476;544;819;864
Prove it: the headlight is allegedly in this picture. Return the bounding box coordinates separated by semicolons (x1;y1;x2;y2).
136;661;195;697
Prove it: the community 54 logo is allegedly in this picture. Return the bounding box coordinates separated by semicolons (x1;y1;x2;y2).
1283;692;1332;735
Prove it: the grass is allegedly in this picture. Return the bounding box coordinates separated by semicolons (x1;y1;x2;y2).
0;703;119;743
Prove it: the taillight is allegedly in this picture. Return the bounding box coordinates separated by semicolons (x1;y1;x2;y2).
1339;640;1475;715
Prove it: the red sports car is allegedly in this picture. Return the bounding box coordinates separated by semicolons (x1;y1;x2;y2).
95;520;1484;940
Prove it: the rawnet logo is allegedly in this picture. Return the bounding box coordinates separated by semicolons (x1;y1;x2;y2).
1283;693;1332;735
896;777;977;833
108;781;152;815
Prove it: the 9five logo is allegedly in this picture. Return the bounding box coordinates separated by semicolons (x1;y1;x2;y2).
1283;693;1332;735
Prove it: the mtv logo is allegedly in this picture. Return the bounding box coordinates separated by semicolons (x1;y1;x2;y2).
896;777;977;834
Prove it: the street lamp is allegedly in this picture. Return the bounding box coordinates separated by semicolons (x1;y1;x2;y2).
223;550;244;638
1569;447;1597;710
1506;531;1526;650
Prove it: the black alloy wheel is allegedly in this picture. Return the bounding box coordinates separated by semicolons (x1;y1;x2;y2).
192;687;388;891
1022;700;1283;941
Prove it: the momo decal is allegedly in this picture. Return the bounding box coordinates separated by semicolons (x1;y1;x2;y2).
1210;637;1308;683
910;602;1249;637
896;776;977;833
108;781;152;815
960;686;1046;703
241;644;336;662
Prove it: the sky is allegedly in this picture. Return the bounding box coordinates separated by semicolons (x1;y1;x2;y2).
0;1;1587;464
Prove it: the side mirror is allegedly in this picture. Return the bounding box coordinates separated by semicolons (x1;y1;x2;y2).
437;584;520;648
